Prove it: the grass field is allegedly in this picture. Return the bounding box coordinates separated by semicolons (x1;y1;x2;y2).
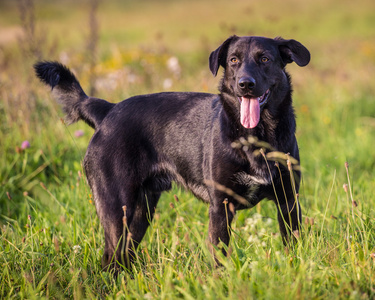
1;0;375;298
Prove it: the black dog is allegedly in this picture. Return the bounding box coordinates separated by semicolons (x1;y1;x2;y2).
34;35;310;270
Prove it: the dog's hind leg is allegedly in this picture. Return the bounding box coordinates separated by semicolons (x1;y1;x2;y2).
126;190;160;263
94;184;141;271
99;187;160;271
101;211;125;271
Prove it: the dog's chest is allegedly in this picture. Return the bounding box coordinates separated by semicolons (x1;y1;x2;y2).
235;171;270;186
233;171;271;205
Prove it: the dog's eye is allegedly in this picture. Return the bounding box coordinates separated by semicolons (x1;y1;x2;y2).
261;57;269;63
230;57;238;63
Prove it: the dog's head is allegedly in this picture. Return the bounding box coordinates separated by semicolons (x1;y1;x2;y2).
209;36;310;129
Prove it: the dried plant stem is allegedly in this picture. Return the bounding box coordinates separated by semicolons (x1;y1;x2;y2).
204;180;249;207
344;162;355;220
87;0;100;96
259;149;291;233
223;199;231;239
17;0;40;59
286;154;301;233
344;162;366;250
121;205;128;268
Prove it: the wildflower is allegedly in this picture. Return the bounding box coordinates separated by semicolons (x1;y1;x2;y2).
244;213;262;231
74;130;84;137
163;78;173;90
247;234;260;244
259;228;266;236
300;104;309;114
59;51;70;65
21;140;30;149
166;56;181;77
73;245;81;254
144;293;153;300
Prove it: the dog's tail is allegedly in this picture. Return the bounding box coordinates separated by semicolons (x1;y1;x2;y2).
34;61;115;129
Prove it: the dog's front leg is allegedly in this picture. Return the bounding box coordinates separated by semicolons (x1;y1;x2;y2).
208;198;235;262
276;197;302;244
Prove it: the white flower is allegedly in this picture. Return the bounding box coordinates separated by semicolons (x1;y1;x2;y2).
244;213;262;231
167;56;181;77
144;293;153;300
247;234;260;244
163;78;173;90
73;245;81;254
59;51;70;65
259;228;266;236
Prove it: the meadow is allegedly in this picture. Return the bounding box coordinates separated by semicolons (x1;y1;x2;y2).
1;0;375;298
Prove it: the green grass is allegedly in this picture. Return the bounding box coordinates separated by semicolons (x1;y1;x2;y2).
1;0;375;298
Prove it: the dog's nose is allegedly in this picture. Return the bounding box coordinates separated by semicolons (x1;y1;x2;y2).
238;77;256;91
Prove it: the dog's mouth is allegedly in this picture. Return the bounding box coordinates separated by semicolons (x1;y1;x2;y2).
237;89;270;129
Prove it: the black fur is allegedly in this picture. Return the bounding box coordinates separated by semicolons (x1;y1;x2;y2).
34;61;114;128
34;61;76;89
34;35;310;271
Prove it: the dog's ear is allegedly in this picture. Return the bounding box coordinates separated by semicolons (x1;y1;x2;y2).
209;35;238;76
275;37;311;67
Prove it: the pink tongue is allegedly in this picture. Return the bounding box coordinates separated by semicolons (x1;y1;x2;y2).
240;97;260;128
